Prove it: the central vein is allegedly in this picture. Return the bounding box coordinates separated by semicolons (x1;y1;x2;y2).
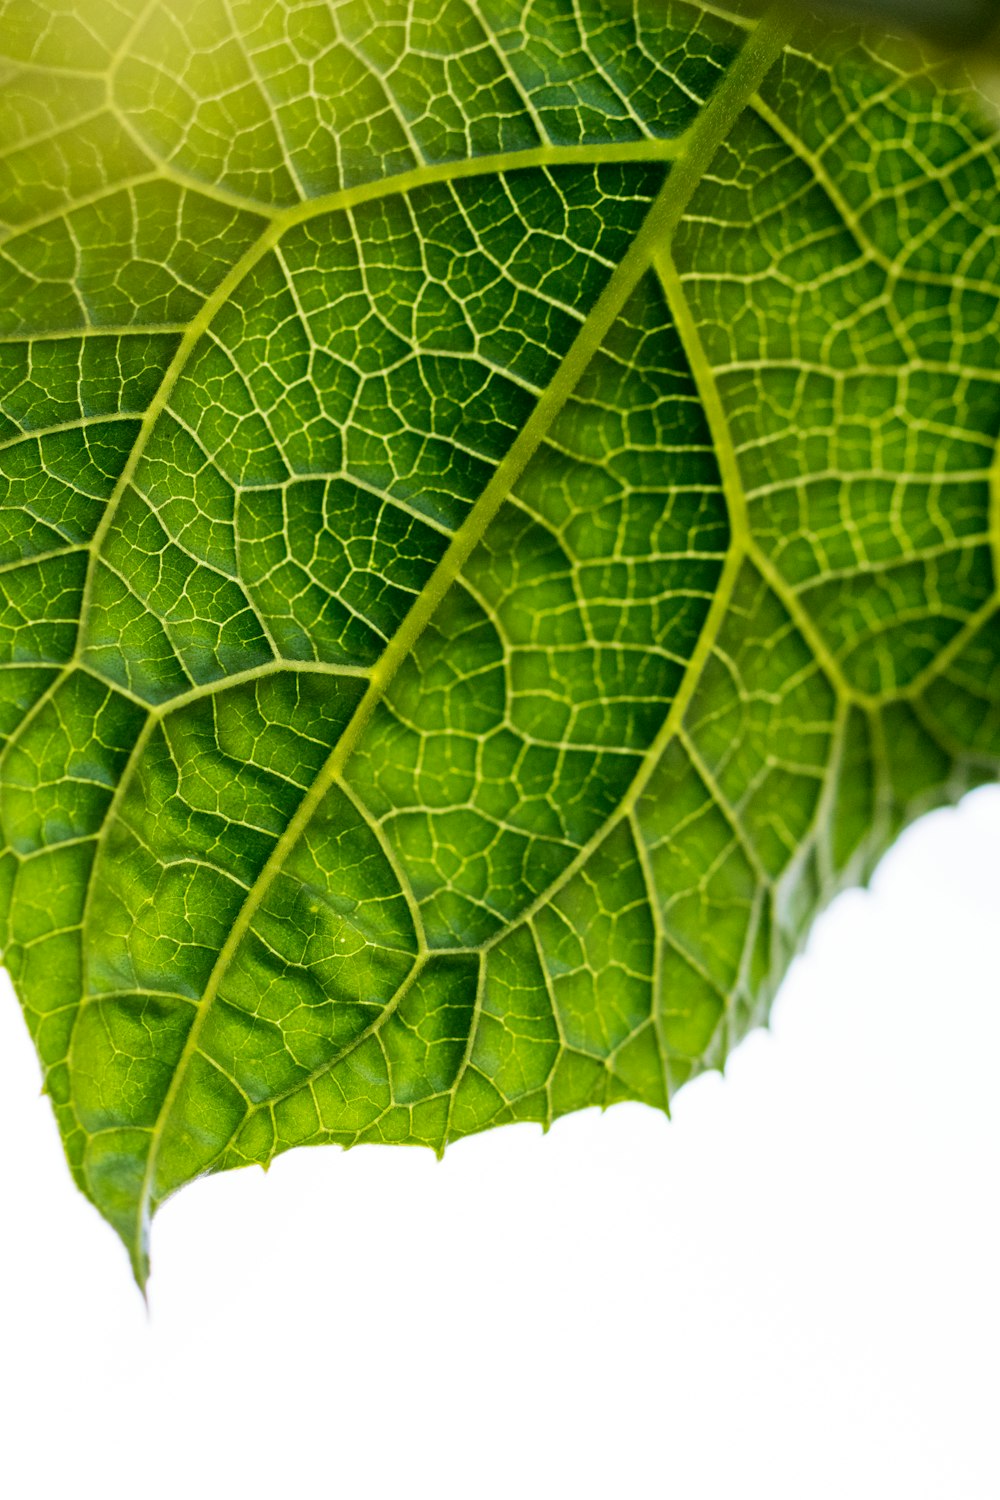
129;5;797;1277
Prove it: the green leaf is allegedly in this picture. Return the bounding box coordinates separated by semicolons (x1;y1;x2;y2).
1;0;998;1287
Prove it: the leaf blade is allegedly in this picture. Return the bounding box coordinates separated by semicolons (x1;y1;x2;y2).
0;0;997;1283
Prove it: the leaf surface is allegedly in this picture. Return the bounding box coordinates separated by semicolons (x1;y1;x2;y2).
1;0;998;1284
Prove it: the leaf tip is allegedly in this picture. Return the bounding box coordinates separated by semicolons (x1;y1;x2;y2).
118;1206;152;1298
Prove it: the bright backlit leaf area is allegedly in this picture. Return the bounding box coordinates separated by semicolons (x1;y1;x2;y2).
0;0;998;1286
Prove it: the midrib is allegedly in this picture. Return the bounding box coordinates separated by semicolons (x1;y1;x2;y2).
178;8;801;1158
76;6;798;1270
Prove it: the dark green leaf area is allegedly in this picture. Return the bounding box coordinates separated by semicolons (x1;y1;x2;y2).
0;0;998;1281
824;0;998;51
673;35;1000;699
72;164;665;710
350;273;729;947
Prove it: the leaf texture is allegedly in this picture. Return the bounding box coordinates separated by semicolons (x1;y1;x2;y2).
0;0;998;1284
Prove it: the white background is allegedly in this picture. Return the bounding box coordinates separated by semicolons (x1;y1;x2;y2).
1;785;997;1500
